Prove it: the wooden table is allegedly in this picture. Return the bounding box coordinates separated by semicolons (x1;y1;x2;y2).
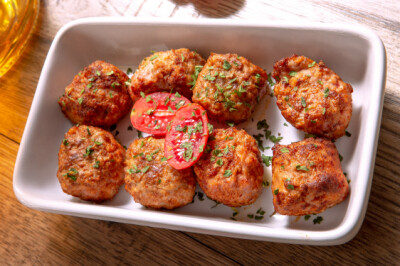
1;1;399;264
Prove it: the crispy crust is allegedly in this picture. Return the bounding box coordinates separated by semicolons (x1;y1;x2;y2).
57;125;125;202
58;60;132;126
192;53;268;123
129;48;206;102
272;54;353;139
124;137;196;209
194;128;264;207
271;137;349;216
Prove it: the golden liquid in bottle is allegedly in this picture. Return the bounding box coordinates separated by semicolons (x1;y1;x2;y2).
0;0;39;77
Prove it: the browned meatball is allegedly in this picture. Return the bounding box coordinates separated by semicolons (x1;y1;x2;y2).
272;54;353;139
57;125;125;202
192;53;268;123
271;138;349;216
194;127;264;207
129;48;206;102
124;137;195;209
58;60;132;126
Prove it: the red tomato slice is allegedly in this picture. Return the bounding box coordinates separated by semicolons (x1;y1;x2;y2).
130;92;190;136
165;103;209;170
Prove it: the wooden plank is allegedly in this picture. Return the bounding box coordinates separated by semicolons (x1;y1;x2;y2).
1;0;400;264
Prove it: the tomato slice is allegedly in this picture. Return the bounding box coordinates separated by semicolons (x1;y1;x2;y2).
130;92;190;136
165;103;209;170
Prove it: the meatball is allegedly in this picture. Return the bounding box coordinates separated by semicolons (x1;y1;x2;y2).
272;54;353;139
129;48;206;102
271;137;349;216
193;127;264;207
192;53;268;123
57;125;125;202
58;60;132;126
124;137;195;209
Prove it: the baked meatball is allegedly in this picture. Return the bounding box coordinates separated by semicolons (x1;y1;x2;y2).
57;125;125;202
192;53;268;123
58;60;132;126
124;137;195;209
193;127;264;207
129;48;206;102
271;137;349;216
272;55;353;139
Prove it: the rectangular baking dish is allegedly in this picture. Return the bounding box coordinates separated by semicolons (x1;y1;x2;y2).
13;18;386;245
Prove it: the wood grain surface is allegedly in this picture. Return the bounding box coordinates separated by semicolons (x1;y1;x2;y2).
1;0;399;264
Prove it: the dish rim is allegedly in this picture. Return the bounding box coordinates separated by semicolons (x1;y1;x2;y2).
13;17;387;245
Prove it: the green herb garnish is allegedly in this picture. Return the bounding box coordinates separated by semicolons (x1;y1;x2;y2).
223;60;231;70
296;165;310;171
224;170;232;177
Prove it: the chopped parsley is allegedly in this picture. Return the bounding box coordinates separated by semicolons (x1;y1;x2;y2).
261;155;273;167
224;170;232;177
84;145;94;157
296;165;310;171
111;81;120;88
289;71;297;76
150;54;158;61
267;73;275;87
63;168;78;181
203;74;216;81
207;123;213;134
93;160;100;169
308;61;316;68
253;134;265;151
181;142;193;162
216;158;223;166
223;60;231;70
301;97;307;108
324;88;329;98
188;65;203;88
274;189;279;195
175;100;186;110
255;119;283;147
313;216;323;224
142;166;150;173
197;192;204;201
280;148;289;153
62;139;69;146
283;76;289;83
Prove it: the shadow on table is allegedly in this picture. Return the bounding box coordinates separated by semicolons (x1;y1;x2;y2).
171;0;245;18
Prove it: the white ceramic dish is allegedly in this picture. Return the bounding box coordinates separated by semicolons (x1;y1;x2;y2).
13;18;386;245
